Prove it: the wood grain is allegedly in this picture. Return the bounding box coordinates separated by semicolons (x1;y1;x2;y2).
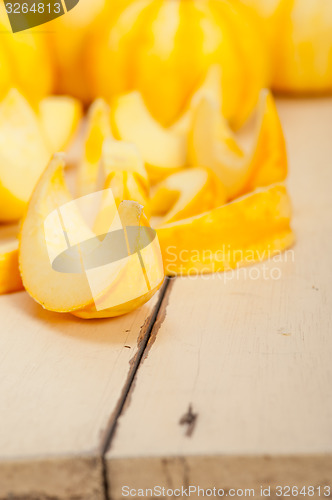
0;285;166;499
105;99;332;498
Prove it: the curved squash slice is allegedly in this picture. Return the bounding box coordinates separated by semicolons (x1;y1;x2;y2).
188;90;287;200
39;96;82;154
0;89;50;222
19;155;164;318
157;184;294;276
111;91;187;184
77;98;113;196
102;139;150;215
150;167;227;225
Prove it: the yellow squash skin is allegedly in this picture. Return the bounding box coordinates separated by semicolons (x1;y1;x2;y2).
48;0;135;101
91;0;269;128
157;184;294;276
0;245;22;294
242;0;332;93
0;5;53;101
188;90;288;201
274;0;332;93
0;184;27;223
0;225;23;295
242;90;288;194
49;0;108;102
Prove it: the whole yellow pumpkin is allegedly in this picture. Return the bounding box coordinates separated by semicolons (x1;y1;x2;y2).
0;4;53;101
90;0;269;128
241;0;332;93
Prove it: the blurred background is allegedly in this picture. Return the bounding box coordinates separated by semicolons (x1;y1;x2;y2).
0;0;331;129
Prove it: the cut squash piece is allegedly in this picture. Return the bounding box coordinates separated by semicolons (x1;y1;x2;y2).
171;64;243;153
150;167;227;225
101;139;150;215
171;65;223;136
188;96;247;199
0;89;50;222
188;90;287;200
0;224;23;294
74;201;164;319
111;91;187;184
157;184;294;276
19;155;164;318
102;139;149;190
77;98;113;196
243;90;288;192
39;96;82;153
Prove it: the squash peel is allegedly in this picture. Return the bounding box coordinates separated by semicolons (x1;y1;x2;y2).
0;224;22;295
0;7;53;101
157;184;294;276
188;89;287;200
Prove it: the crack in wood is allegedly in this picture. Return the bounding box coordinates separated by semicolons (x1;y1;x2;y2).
140;278;174;365
100;278;171;500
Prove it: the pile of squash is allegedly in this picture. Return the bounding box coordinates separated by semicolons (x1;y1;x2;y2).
0;0;330;317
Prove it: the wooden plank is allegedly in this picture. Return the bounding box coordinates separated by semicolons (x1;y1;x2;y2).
105;98;332;498
0;284;166;499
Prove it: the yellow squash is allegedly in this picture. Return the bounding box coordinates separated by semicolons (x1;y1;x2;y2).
19;155;164;318
77;99;113;196
0;4;53;101
150;167;227;225
0;90;51;222
49;0;108;102
111;91;187;184
91;0;269;128
0;224;22;295
157;184;294;276
39;96;82;154
77;101;150;214
101;139;150;216
242;0;332;92
188;90;287;200
49;0;134;101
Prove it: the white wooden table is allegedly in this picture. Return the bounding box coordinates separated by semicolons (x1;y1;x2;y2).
0;99;331;499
